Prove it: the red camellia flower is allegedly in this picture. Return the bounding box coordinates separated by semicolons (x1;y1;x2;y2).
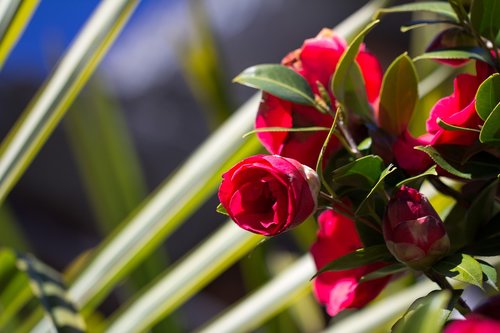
444;295;500;333
311;209;391;316
392;130;434;175
218;154;320;236
383;186;450;270
427;61;492;146
256;28;383;168
390;61;493;176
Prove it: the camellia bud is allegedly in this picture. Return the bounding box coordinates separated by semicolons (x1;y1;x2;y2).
383;186;450;270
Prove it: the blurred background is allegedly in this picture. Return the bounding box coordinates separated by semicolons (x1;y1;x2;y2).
0;0;411;330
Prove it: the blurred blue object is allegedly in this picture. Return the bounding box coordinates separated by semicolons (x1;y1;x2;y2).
1;0;180;79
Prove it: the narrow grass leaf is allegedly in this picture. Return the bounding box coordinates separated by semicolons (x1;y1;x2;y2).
0;0;40;69
17;254;86;333
0;0;138;205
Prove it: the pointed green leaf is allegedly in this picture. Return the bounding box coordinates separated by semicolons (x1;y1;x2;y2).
437;117;481;133
331;20;379;119
216;203;228;216
375;2;458;21
414;48;491;65
477;259;498;291
400;20;459;33
480;102;500;144
415;145;471;179
314;244;393;277
378;53;418;135
448;0;469;22
341;63;374;118
392;290;451;333
360;263;406;282
17;254;86;333
0;0;40;69
0;0;139;205
447;179;499;251
242;126;330;139
432;253;483;288
470;0;500;42
332;155;384;189
476;73;500;121
416;145;500;180
234;64;316;106
396;165;437;188
356;164;397;216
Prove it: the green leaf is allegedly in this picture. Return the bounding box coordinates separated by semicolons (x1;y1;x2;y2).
17;254;86;333
476;73;500;121
234;64;316;106
400;20;459;33
216;203;228;216
331;20;379;120
480;102;500;144
414;48;492;65
0;0;139;205
242;126;330;139
331;155;384;189
356;164;397;216
396;165;437;188
378;53;419;135
471;0;500;42
360;263;406;282
392;290;451;333
432;253;483;288
477;259;498;291
314;244;393;277
104;223;263;333
448;179;499;251
342;63;374;119
416;145;500;180
448;0;470;23
0;0;40;69
65;96;263;316
416;145;471;179
375;2;458;21
467;178;499;228
437;118;481;133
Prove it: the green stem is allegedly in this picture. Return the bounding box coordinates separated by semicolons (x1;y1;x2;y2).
428;177;467;207
425;271;471;316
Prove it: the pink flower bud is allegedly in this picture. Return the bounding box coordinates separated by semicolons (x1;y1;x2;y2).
383;186;450;270
218;154;320;236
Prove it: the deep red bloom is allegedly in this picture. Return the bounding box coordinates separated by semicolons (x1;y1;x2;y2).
392;61;493;175
383;186;449;270
311;209;390;316
392;130;433;175
444;317;500;333
256;29;383;168
427;62;492;146
218;155;319;236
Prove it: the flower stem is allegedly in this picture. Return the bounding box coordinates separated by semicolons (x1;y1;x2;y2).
425;270;472;316
428;177;467;207
335;106;362;158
